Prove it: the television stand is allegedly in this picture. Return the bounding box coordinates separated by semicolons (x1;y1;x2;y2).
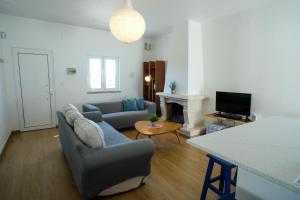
217;113;242;121
206;112;251;126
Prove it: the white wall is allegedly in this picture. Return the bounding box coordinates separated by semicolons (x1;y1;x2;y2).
163;21;189;94
202;0;300;118
145;33;171;61
149;21;205;95
0;14;146;132
0;38;9;153
149;20;205;95
188;20;204;95
145;22;189;94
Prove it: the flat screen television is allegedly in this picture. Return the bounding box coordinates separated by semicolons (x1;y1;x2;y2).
216;91;251;117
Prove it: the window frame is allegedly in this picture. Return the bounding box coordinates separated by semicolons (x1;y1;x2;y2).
87;55;121;93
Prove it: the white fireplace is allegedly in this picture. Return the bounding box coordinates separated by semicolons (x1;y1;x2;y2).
157;92;207;137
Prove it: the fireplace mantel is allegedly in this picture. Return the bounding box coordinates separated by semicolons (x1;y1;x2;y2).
157;92;208;137
156;92;207;101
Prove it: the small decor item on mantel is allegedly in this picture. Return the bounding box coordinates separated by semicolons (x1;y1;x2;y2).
148;114;159;127
169;81;176;94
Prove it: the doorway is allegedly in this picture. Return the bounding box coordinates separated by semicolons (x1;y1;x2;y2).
13;48;56;131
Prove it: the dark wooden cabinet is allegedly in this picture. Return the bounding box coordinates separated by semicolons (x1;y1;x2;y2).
143;61;166;116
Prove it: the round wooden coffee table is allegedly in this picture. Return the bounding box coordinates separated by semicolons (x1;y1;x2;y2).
135;121;182;143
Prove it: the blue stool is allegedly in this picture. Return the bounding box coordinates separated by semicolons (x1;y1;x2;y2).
200;154;238;200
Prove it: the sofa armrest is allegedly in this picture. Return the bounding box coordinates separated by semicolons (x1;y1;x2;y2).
82;103;100;112
83;139;155;169
144;100;156;115
78;139;155;199
82;111;103;123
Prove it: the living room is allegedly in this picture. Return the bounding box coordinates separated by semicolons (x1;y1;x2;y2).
0;0;300;200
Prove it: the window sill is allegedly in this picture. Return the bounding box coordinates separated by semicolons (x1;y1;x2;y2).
87;90;122;94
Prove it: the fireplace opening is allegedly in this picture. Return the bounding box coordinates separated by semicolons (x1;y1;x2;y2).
167;103;184;124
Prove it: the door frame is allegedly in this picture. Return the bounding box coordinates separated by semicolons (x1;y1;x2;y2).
13;48;56;132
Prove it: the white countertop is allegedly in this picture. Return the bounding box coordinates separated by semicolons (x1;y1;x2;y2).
187;116;300;194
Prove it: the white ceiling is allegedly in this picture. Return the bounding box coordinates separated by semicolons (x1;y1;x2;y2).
0;0;270;36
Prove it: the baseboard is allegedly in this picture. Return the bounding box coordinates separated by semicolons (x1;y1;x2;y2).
0;130;16;155
11;130;21;135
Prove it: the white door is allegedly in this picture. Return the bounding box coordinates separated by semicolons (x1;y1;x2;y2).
14;48;56;131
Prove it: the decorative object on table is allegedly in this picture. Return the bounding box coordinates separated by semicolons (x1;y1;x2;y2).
144;123;163;129
148;114;158;127
169;81;176;94
109;0;145;43
143;61;166;116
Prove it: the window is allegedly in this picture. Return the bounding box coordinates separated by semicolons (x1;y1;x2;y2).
88;56;120;92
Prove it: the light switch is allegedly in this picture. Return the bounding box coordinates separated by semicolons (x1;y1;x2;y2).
66;68;76;75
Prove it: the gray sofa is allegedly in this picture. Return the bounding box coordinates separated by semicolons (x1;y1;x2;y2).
82;100;156;129
57;111;155;200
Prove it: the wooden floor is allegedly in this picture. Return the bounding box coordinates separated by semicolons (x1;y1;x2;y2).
0;128;221;200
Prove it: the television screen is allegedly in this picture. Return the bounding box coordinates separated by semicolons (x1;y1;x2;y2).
216;91;251;116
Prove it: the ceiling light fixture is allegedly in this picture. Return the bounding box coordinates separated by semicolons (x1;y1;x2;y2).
109;0;146;44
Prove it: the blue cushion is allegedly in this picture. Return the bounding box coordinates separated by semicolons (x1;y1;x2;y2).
97;121;130;145
122;99;138;111
135;98;145;110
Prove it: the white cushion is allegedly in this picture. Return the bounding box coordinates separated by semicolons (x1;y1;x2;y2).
65;110;83;127
74;118;106;149
62;104;78;116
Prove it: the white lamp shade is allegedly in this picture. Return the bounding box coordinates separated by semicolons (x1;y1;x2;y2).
145;75;151;82
109;0;146;43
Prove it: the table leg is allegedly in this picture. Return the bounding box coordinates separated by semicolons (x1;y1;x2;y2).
136;133;140;139
175;131;181;144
